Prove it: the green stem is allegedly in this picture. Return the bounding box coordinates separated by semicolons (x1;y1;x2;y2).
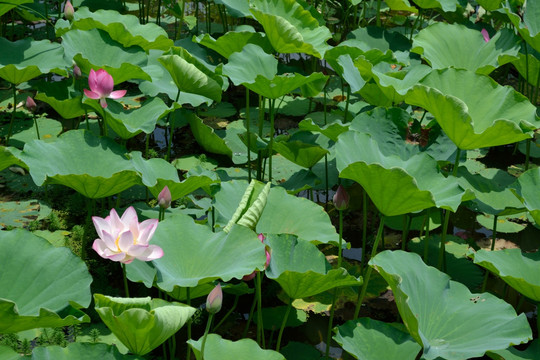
242;291;258;338
401;214;411;251
481;215;498;292
337;210;344;268
246;87;252;182
423;209;431;262
186;287;192;360
213;295;239;332
525;138;531;171
200;312;214;360
166;90;181;162
6;84;17;145
268;98;275;182
343;85;351;122
156;0;162;25
275;299;292;352
256;271;265;348
354;215;386;318
177;0;185;40
361;189;368;271
122;263;130;297
323;85;329;208
325;289;337;359
375;0;382;27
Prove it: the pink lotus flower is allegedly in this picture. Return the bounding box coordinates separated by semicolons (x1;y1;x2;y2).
84;69;127;108
481;29;490;42
242;233;271;281
92;206;163;264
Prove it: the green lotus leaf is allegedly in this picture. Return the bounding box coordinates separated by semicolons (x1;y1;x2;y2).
130;152;216;201
470;248;540;301
19;130;140;198
150;213;266;290
223;180;270;232
55;7;173;51
512;44;540;88
336;130;468;216
408;235;484;290
405;68;540;149
504;1;540;53
255;306;307;330
34;79;86;119
0;146;24;172
0;229;91;333
62;28;150;84
477;0;502;11
30;342;143;359
85;97;175;139
214;0;252;17
412;23;520;74
214;180;339;244
272;139;328;169
0;345;19;360
0;0;32;17
298;118;349;142
476;213;527;234
334;318;421;360
488;339;540;360
193;29;273;58
159;47;223;102
0;38;68;85
188;112;232;156
94;294;195;356
384;0;418;12
188;334;285;360
265;234;361;299
249;0;331;58
370;250;532;360
0;117;62;148
457;167;525;216
249;72;328;100
413;0;460;11
222;44;278;85
510;167;540;224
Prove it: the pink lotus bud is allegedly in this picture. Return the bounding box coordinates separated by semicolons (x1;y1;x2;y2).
64;1;74;21
206;283;222;314
481;29;490;42
26;96;37;112
333;185;349;211
73;64;82;78
158;186;171;209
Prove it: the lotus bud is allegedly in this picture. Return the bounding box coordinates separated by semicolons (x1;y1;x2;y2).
64;1;74;21
481;29;490;42
26;96;37;113
73;64;82;79
158;186;172;209
206;283;222;314
333;185;349;211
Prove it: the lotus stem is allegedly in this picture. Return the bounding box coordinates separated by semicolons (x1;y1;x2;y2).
166;90;181;162
481;215;499;292
375;0;381;27
185;287;192;359
401;214;411;250
276;298;292;351
338;210;344;268
177;0;185;40
213;295;239;332
525;139;531;171
156;0;161;25
354;215;386;318
121;263;130;297
200;312;214;360
325;288;337;359
246;87;252;182
5;84;16;145
423;209;431;262
268;98;275;182
242;291;257;338
344;85;351;121
256;271;265;348
361;189;368;271
437;148;461;270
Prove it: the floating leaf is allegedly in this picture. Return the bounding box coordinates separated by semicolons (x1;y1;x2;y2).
0;229;91;332
94;294;195;356
487;339;540;360
470;248;540;301
0;117;62;148
193;28;273;58
188;334;285;360
30;342;143;360
334;318;421;360
405;68;540;149
412;23;520;74
370;250;532;360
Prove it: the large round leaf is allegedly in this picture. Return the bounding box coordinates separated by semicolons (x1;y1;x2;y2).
31;342;143;360
94;294;195;356
510;167;540;224
0;38;68;85
488;339;540;360
158;47;223;102
504;1;540;53
19;130;140;198
249;0;331;58
412;23;520;74
370;250;532;360
150;213;267;291
272;139;328;169
336;130;468;216
188;334;285;360
405;68;540;150
0;229;91;333
265;234;361;299
85;97;175;139
470;249;540;301
193;28;273;58
55;7;172;51
62;28;150;84
34;79;86;120
213;180;339;245
334;318;421;360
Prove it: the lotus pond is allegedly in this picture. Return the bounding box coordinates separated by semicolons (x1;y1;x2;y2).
1;0;540;359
